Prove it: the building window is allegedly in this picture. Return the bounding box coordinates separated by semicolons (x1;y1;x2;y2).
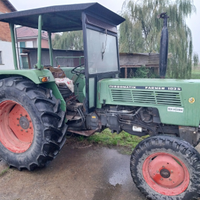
21;55;29;69
20;42;26;53
0;51;3;65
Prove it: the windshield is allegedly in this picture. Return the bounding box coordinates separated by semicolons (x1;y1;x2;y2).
86;29;118;74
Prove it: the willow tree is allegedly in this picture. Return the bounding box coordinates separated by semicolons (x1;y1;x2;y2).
53;31;83;50
119;0;197;78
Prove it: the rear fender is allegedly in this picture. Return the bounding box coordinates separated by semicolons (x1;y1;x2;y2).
0;69;66;112
0;69;54;84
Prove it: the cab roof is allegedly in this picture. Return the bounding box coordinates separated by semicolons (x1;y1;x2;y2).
0;2;125;32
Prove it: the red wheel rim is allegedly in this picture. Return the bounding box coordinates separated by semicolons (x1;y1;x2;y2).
0;100;34;153
143;152;190;196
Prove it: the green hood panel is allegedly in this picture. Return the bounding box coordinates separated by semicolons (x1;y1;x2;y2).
97;78;200;127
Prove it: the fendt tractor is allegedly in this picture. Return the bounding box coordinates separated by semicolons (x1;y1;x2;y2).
0;3;200;200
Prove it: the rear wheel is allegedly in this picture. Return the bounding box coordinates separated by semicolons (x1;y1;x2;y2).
130;135;200;200
0;77;67;170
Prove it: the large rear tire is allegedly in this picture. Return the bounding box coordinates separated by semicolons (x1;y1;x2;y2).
0;77;67;170
130;135;200;200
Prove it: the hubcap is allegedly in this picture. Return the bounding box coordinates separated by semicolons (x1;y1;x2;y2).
160;168;170;178
19;116;30;129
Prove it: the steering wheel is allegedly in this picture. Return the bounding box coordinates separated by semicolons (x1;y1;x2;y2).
71;63;85;75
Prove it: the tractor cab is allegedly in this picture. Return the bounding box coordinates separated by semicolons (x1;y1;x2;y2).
0;3;125;114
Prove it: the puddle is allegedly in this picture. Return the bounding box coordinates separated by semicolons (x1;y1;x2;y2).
0;143;146;200
108;168;130;186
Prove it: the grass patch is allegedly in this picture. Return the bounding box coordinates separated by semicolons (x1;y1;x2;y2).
0;167;9;177
191;66;200;79
191;70;200;79
87;129;144;148
69;128;148;154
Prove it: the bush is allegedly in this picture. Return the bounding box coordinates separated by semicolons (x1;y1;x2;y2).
134;66;158;78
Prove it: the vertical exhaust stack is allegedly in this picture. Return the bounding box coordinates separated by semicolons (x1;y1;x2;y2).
158;13;169;78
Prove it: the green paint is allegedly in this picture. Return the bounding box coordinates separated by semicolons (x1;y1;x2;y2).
0;69;55;83
0;69;66;111
89;78;95;108
48;32;53;66
9;23;18;70
97;78;200;127
36;15;43;70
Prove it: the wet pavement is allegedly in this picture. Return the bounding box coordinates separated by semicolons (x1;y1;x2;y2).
0;142;146;200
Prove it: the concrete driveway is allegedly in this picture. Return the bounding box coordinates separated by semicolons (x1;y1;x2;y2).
0;140;146;200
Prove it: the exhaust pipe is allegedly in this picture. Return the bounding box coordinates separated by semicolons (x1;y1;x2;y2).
158;13;169;78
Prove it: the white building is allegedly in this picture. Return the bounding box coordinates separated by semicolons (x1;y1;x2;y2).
0;0;16;69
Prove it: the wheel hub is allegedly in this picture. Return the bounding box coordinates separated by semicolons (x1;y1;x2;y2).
19;116;30;129
160;168;170;178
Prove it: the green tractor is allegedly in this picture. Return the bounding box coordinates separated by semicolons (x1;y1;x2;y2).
0;3;200;200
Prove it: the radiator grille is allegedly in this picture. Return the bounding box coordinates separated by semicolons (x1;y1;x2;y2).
110;89;182;106
132;91;156;104
111;89;133;103
155;92;182;106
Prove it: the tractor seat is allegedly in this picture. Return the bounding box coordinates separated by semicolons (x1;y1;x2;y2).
44;65;66;78
44;65;74;93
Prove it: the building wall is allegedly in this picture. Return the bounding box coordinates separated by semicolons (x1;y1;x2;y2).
0;0;12;42
18;39;36;48
18;38;49;48
0;40;15;69
17;38;49;68
27;49;84;68
119;53;159;78
41;39;49;48
119;53;159;67
0;1;15;69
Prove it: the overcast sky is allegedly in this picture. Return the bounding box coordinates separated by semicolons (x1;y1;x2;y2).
11;0;124;13
9;0;200;56
186;0;200;56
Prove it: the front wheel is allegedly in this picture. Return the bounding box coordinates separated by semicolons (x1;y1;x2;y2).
130;135;200;200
